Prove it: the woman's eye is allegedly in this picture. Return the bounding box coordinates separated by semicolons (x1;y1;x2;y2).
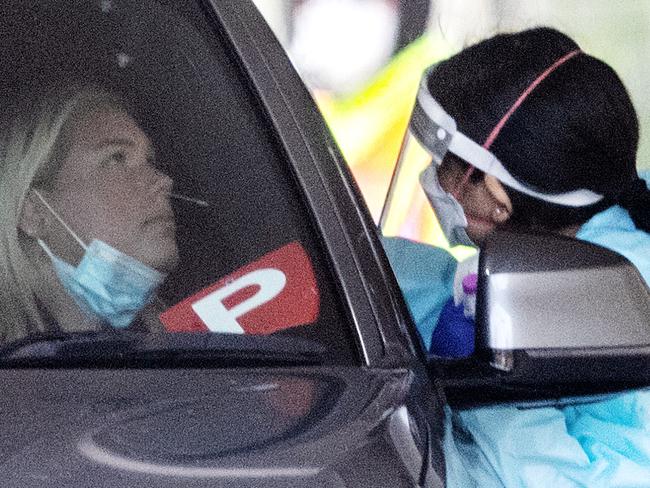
112;151;127;163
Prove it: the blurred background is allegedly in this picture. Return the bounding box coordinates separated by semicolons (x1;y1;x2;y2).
252;0;650;224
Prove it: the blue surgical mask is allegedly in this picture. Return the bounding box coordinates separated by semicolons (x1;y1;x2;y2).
34;191;166;329
420;164;475;247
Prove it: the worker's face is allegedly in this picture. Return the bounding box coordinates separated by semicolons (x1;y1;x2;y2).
437;155;512;245
40;108;179;273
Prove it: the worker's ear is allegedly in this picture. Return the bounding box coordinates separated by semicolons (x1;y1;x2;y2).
491;204;511;224
18;189;49;239
483;174;512;224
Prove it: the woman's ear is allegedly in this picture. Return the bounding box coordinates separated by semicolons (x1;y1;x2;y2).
18;190;48;238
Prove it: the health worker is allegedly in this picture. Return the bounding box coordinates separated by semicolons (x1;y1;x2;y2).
380;27;650;488
380;27;650;355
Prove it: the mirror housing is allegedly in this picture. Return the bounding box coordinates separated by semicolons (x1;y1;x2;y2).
436;230;650;407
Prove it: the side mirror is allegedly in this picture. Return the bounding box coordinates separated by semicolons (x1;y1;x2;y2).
436;230;650;407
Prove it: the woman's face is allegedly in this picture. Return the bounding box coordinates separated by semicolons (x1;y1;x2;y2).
41;108;179;273
437;155;512;245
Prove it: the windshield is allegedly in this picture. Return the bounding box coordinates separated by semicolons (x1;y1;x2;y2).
0;0;357;366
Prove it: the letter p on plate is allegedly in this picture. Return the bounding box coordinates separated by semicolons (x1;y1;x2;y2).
191;268;286;333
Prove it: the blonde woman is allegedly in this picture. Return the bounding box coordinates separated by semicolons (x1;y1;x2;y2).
0;86;179;342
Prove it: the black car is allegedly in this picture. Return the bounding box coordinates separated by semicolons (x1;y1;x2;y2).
0;1;647;487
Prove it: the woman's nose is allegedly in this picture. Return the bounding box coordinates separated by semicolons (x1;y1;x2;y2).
149;167;173;194
158;171;174;193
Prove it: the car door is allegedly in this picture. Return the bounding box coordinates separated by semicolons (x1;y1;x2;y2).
0;0;447;486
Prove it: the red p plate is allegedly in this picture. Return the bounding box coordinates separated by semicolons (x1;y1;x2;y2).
160;241;320;334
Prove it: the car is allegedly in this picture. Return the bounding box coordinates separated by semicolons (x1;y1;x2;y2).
0;1;648;488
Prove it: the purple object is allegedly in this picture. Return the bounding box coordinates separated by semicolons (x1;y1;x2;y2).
462;273;478;295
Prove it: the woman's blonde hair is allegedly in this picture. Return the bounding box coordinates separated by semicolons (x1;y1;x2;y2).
0;85;127;342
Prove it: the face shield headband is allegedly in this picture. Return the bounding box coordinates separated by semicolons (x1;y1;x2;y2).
412;51;604;208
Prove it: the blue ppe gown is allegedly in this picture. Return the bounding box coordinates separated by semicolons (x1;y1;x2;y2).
381;236;456;351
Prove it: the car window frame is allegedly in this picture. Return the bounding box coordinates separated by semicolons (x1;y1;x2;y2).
199;0;425;367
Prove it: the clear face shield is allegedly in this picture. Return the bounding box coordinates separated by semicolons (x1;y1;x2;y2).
379;67;604;252
379;71;491;253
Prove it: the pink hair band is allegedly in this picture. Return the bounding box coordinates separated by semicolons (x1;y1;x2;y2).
483;49;581;149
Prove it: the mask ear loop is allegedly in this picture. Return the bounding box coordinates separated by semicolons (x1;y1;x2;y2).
32;190;88;251
450;165;476;200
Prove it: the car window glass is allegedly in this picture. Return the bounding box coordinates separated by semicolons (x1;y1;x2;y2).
0;0;357;365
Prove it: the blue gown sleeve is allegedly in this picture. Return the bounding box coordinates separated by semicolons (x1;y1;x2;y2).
576;173;650;283
380;236;456;351
446;391;650;488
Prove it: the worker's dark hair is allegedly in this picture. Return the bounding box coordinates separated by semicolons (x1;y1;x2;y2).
427;27;650;232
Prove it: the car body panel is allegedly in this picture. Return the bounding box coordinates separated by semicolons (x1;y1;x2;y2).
0;367;442;487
